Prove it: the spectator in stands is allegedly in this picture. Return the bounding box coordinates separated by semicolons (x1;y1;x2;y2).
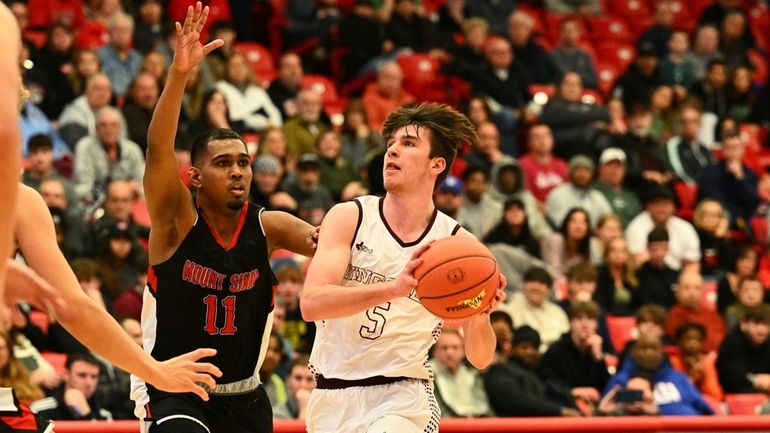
430;328;492;417
96;225;144;305
693;199;734;278
725;275;767;329
216;52;282;133
485;325;581;417
604;334;713;415
728;64;756;122
73;107;144;204
519;123;568;206
490;311;514;362
626;186;701;270
436;0;469;40
140;51;168;86
617;306;673;367
199;19;237;84
22;134;69;192
720;9;752;68
19;98;70;161
340;98;385;172
699;0;742;28
444;18;489;82
613;104;675;198
701;138;759;229
274;355;315;419
465;0;514;35
386;0;441;53
34;23;76;120
593;148;641;227
690;60;729;118
97;13;142;98
550;17;598;89
660;30;697;99
122;72;159;154
540;301;610;408
718;245;758;315
32;353;113;421
338;0;392;77
507;11;558;86
545;155;612;229
362;61;415;134
636;228;679;309
542;207;593;278
258;127;291;168
669;103;716;179
488;156;551;240
614;42;666;111
284;0;340;49
499;267;569;352
84;179;148;259
591;214;623;265
666;270;727;353
483;198;541;258
685;25;723;81
284;88;330;159
671;323;724;401
186;89;246;141
283;153;334;226
316;131;360;201
596;373;660;416
68;49;102;97
562;262;615;354
457;167;501;240
595;238;639;316
717;304;770;393
58;73;114;150
464;121;504;175
260;332;288;410
544;0;600;15
0;330;44;405
275;263;314;355
434;176;463;219
649;85;679;144
133;0;166;54
250;154;292;211
268;53;304;121
540;72;611;160
639;1;675;58
39;179;87;257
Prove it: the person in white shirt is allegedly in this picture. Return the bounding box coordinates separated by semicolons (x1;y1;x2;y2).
215;52;282;132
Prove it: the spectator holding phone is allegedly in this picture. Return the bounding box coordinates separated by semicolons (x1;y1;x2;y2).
597;374;659;416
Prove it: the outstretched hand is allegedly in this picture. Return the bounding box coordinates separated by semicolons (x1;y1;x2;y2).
153;348;223;401
172;2;224;74
5;259;63;320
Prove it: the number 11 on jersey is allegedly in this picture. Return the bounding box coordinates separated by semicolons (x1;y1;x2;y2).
204;294;238;335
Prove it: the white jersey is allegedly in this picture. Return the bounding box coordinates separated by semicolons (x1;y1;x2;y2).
309;195;460;381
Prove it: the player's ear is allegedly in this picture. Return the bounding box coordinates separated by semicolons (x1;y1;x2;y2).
431;157;446;175
188;166;202;187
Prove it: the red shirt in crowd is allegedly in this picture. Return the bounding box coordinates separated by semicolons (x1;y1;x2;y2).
518;153;568;203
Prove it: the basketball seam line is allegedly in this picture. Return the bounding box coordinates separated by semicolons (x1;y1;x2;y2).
418;259;498;300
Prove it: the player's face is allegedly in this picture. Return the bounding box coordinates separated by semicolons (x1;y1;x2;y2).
197;139;252;210
67;361;100;399
383;125;443;193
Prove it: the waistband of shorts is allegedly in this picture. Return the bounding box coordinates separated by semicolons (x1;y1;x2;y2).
204;375;261;395
315;375;409;390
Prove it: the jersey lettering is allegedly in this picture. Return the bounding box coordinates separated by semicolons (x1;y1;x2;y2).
182;260;225;291
359;302;391;340
203;294;239;335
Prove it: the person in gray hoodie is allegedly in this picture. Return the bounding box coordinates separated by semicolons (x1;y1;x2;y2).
488;156;551;240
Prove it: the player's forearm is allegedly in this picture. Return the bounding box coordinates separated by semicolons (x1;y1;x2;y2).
146;69;187;165
301;282;399;321
462;314;496;369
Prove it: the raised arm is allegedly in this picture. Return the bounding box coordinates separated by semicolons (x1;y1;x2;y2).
301;202;425;321
0;3;22;315
145;2;223;260
15;185;221;400
260;210;316;258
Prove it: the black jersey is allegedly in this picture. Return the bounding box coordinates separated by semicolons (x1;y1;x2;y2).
144;202;276;385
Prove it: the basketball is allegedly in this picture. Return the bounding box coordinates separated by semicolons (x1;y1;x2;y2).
414;236;500;320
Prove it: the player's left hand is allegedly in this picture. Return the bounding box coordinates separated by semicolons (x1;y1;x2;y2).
153;348;223;401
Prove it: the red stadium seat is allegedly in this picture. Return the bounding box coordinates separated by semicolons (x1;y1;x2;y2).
606;315;637;353
42;351;67;376
704;394;726;416
168;0;231;41
301;74;340;107
596;41;636;73
748;49;768;86
701;280;718;311
516;3;546;35
233;42;276;83
587;15;634;42
725;394;769;415
74;20;109;50
609;0;652;20
674;181;698;221
597;62;620;97
131;199;151;229
27;0;84;29
29;310;49;335
396;53;449;103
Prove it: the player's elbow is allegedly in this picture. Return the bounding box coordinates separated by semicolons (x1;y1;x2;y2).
466;349;494;370
299;292;320;322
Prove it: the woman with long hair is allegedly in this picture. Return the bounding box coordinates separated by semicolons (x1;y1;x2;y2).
185;88;245;140
215;52;282;132
595;238;639;315
591;213;623;265
68;49;102;96
339;98;384;173
541;207;592;277
717;245;759;314
0;330;43;404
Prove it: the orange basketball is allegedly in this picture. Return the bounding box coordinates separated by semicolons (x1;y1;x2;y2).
414;236;499;320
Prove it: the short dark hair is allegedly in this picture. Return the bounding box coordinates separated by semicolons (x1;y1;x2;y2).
568;300;600;320
66;352;101;371
523;267;553;287
742;304;770;324
461;166;487;182
27;134;53;153
647;227;669;244
566;261;597;282
190;128;246;167
381;102;478;188
737;274;763;291
70;258;99;281
636;304;667;327
288;354;310;376
674;322;706;342
490;310;513;329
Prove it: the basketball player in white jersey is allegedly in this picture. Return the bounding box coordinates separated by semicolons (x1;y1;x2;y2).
301;103;506;433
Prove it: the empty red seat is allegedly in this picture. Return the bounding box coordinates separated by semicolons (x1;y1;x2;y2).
587;15;634;42
29;310;49;335
701;280;718;311
168;0;231;40
596;41;636;73
606;315;637;353
301;74;340;107
41;351;67;376
748;49;768;86
674;181;698;221
725;393;769;415
596;62;620;96
610;0;652;20
233;42;276;83
396;53;448;103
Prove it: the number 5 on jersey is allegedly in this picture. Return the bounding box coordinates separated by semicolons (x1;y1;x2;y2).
204;295;238;335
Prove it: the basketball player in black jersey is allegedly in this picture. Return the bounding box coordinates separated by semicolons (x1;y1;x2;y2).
134;3;316;433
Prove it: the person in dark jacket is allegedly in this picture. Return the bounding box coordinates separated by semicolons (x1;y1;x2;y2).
483;198;541;258
636;228;679;309
613;42;666;111
507;11;558;85
717;305;770;393
485;326;580;417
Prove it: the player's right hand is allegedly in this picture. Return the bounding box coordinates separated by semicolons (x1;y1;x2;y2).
154;348;223;401
171;2;224;74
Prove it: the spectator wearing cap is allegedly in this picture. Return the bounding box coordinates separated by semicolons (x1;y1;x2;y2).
689;60;729;118
698;132;759;230
434;176;463;220
593;148;641;227
665;104;715;184
540;301;610;408
550;17;598;89
539;72;612;160
457;168;502;240
638;1;675;58
283;154;334;226
316;131;360;201
545;155;612;229
133;0;168;54
362;62;415;134
488;156;552;240
717;305;770;393
283;89;330;159
499;267;569;352
625;186;700;271
483;198;541;259
518;123;568;205
97;13;142;98
613;41;666;111
250;154;293;211
485;325;581;417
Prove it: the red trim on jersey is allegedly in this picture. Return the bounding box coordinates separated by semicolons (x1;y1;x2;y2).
200;201;249;252
145;403;152;418
147;266;158;294
270;284;278;307
1;402;40;431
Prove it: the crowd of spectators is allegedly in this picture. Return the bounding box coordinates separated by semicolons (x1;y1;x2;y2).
8;0;770;422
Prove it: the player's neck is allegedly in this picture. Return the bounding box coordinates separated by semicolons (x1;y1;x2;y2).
197;197;244;241
382;192;436;237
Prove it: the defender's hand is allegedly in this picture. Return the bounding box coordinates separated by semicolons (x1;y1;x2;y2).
153;348;223;401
